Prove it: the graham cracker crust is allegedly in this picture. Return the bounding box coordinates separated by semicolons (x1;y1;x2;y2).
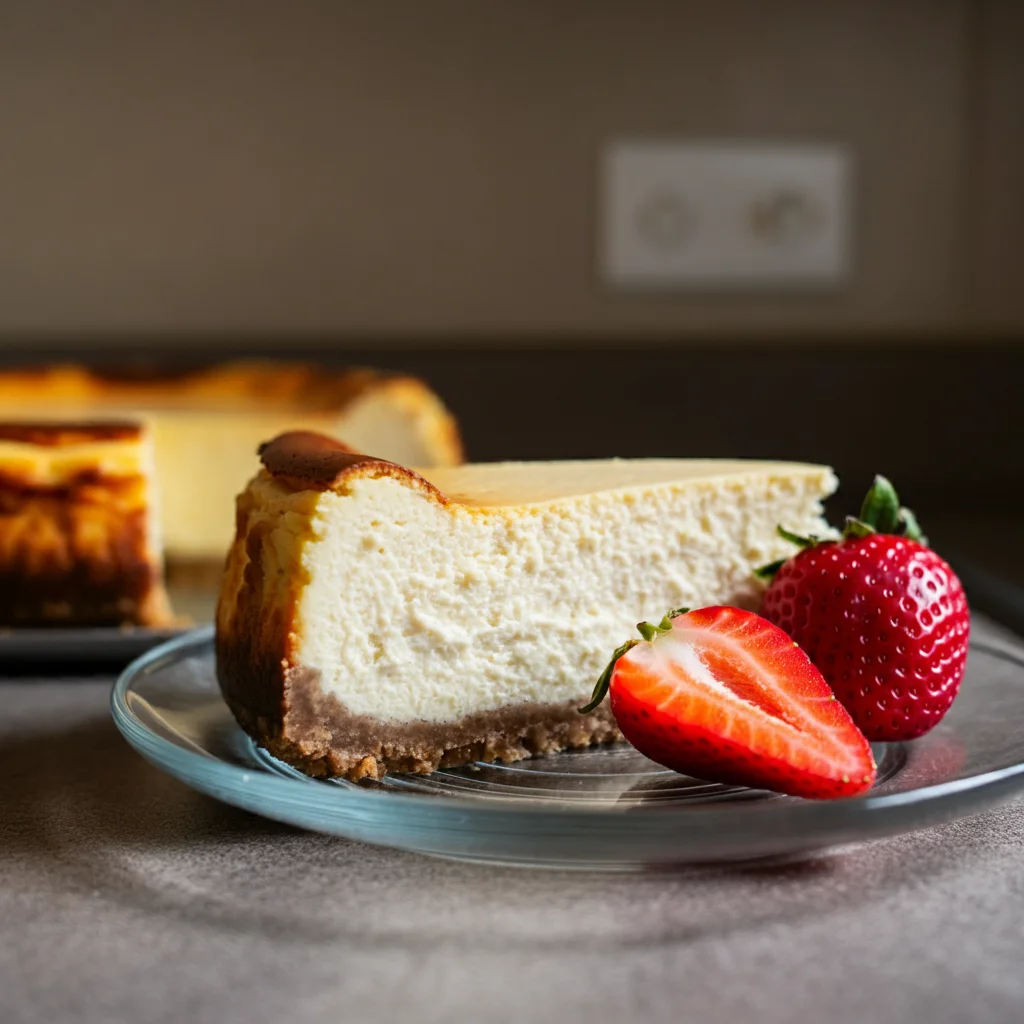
222;667;622;781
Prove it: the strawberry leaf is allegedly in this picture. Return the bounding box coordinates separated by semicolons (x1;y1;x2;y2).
754;558;787;581
859;475;900;534
777;525;816;548
579;639;639;713
754;527;818;579
579;609;689;714
858;475;929;544
898;507;929;546
842;515;875;539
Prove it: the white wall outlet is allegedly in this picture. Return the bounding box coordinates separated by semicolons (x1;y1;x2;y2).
600;141;851;290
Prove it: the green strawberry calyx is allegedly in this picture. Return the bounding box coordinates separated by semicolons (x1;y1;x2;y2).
844;474;928;545
755;475;929;581
578;607;689;714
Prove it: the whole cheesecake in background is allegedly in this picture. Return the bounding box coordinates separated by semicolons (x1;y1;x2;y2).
216;431;837;780
0;361;463;569
0;422;172;627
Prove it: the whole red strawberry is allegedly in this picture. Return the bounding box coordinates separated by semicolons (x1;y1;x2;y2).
760;476;970;742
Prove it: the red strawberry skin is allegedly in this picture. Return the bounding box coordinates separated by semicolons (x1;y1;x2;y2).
761;536;970;742
607;607;876;800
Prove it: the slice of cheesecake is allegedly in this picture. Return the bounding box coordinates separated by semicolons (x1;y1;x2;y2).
216;432;837;780
0;361;463;567
0;421;172;627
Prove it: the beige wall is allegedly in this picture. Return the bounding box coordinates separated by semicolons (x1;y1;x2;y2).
972;2;1024;331
0;0;1019;341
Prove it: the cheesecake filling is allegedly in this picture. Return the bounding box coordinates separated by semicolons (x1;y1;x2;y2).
239;466;836;726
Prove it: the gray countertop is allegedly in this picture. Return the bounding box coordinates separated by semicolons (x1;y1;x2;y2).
3;617;1024;1024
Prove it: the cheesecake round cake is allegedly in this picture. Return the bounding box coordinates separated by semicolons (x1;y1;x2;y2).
0;361;463;567
0;421;172;627
216;431;837;779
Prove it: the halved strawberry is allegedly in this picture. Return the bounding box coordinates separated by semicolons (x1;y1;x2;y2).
581;606;876;799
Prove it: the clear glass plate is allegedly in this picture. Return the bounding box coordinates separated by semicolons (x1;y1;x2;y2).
111;626;1024;870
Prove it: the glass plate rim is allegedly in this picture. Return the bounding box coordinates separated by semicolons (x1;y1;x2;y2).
111;625;1024;829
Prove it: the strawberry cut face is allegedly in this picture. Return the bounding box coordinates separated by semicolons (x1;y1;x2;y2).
606;607;877;800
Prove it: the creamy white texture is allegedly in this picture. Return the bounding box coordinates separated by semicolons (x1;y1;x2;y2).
248;461;838;724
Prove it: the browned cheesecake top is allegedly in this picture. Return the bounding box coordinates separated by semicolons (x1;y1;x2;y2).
257;430;446;502
0;362;400;414
0;421;144;446
0;419;152;489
